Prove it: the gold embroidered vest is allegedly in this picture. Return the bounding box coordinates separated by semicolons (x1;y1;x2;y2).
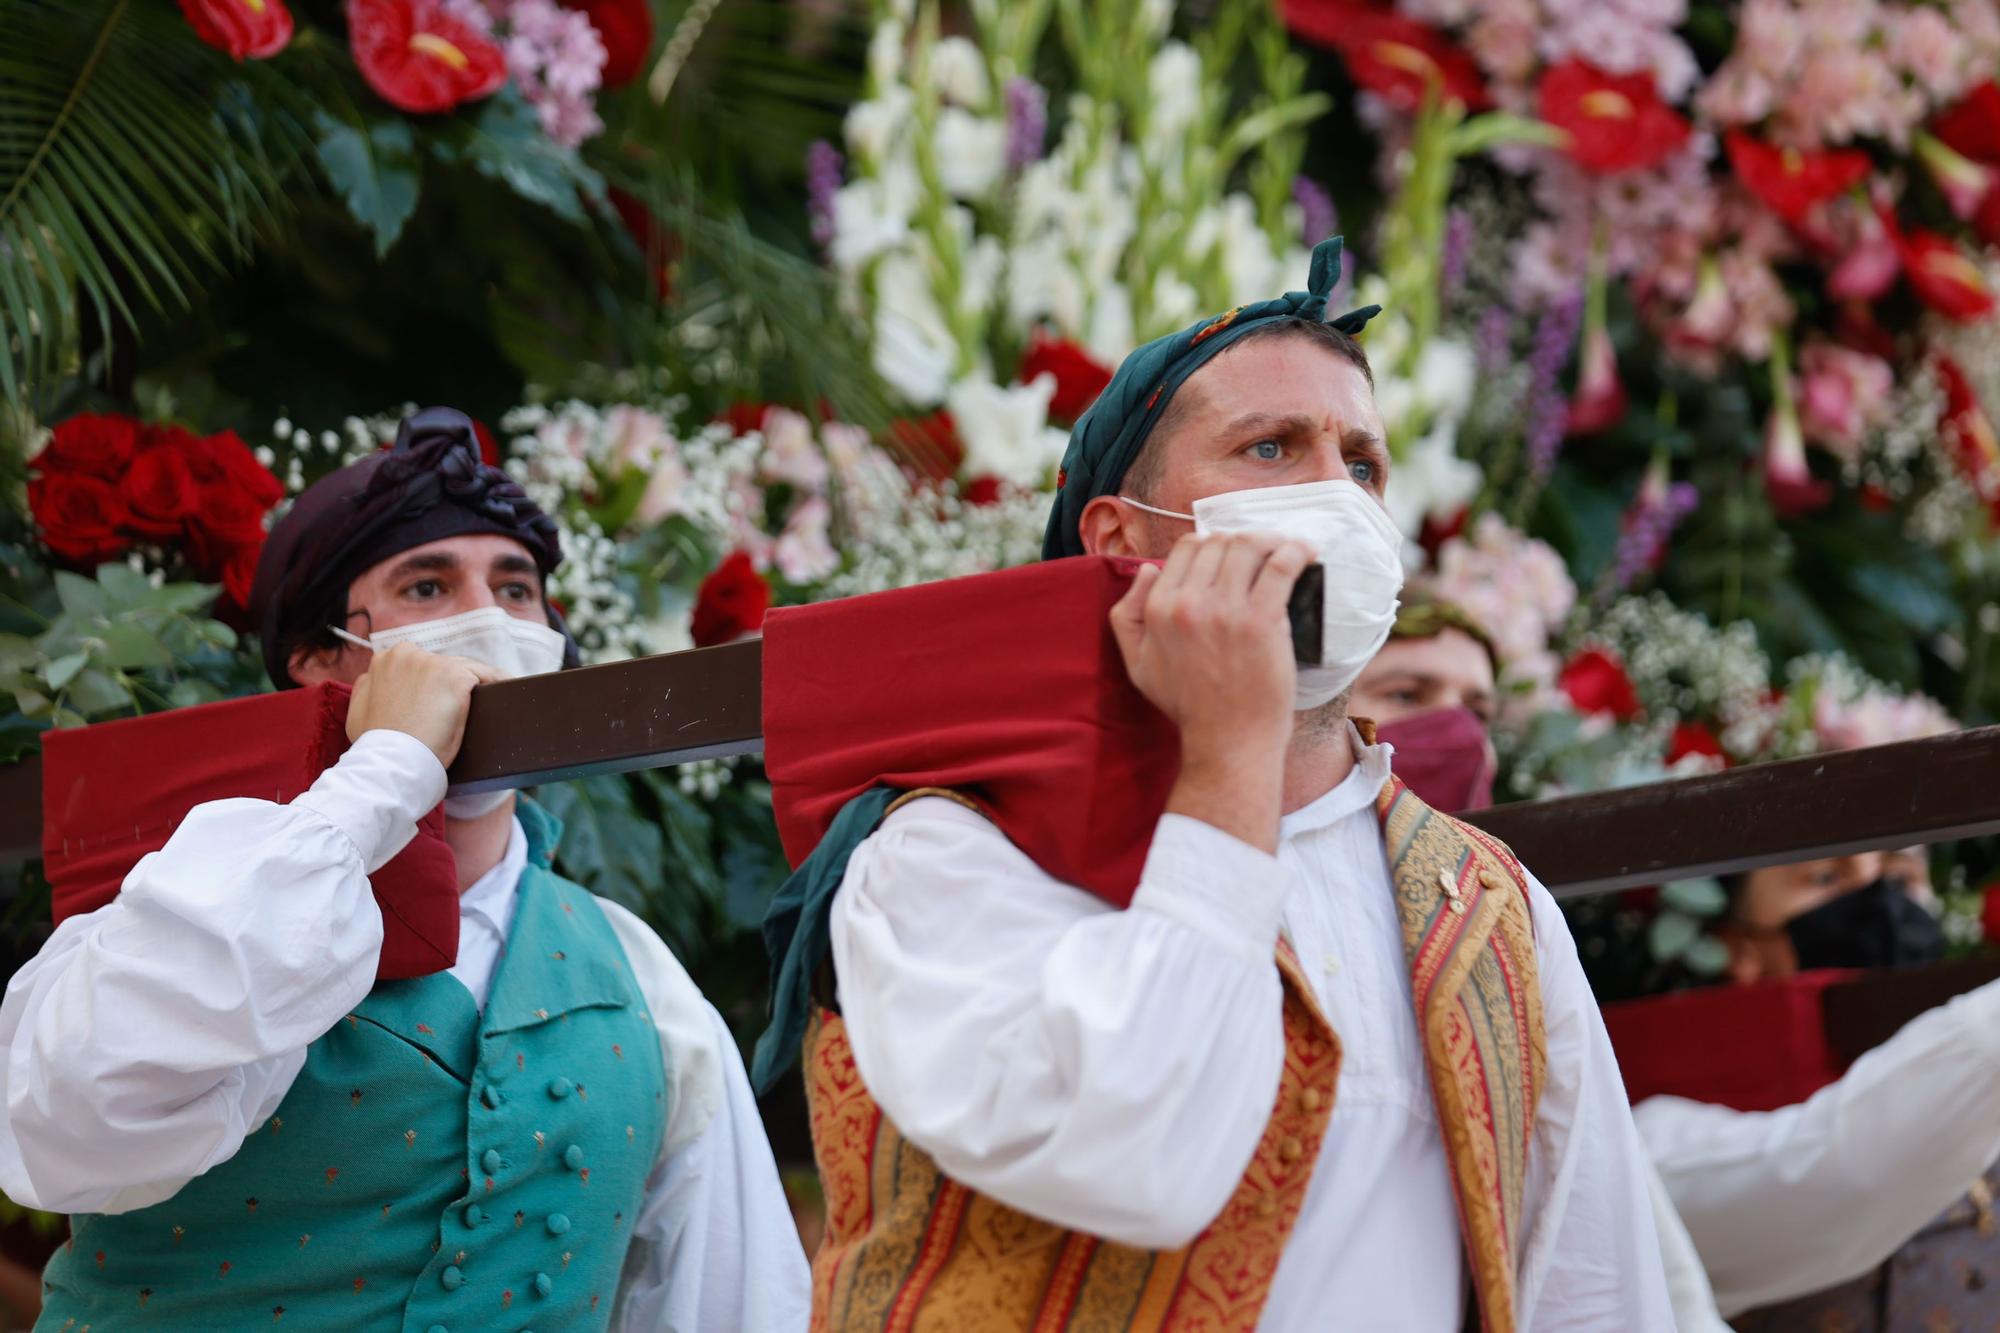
804;776;1548;1333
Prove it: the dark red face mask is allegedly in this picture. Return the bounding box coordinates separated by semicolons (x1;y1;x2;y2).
1375;706;1495;814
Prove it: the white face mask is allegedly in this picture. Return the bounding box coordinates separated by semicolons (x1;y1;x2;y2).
329;605;568;818
1120;477;1405;710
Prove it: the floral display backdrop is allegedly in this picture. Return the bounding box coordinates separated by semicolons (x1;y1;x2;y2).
14;0;2000;1017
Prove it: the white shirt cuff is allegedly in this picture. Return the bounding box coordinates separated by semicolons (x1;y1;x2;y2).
293;730;448;873
1128;813;1290;964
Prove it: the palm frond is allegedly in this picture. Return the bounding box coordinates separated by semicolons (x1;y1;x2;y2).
0;0;305;405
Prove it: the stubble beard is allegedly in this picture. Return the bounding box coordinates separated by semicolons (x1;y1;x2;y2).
1290;689;1351;746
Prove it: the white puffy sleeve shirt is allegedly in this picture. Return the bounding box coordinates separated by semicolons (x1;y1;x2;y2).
828;737;1673;1332
1638;978;2000;1318
0;730;809;1332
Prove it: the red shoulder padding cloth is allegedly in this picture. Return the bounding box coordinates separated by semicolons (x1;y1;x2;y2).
42;683;459;980
763;555;1179;908
1601;970;1856;1111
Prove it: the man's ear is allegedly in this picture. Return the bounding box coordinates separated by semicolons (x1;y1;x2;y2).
1078;494;1143;557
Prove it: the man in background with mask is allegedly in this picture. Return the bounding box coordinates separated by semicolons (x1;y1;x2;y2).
0;409;807;1329
792;239;1672;1331
1352;600;2000;1330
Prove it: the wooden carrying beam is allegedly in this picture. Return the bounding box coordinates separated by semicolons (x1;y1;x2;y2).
3;637;1998;897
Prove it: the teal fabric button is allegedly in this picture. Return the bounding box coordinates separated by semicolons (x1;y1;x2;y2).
427;1325;448;1333
562;1145;584;1170
481;1148;503;1175
546;1213;570;1236
484;1054;512;1083
547;1077;572;1099
533;1272;553;1298
462;1204;484;1228
440;1265;464;1291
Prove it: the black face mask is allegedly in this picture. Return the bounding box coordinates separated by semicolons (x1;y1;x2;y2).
1785;877;1945;971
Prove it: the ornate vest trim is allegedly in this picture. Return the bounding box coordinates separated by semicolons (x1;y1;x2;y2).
804;779;1546;1331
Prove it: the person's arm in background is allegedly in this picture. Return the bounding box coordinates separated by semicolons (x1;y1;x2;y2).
0;646;485;1215
1514;871;1678;1332
1636;978;2000;1317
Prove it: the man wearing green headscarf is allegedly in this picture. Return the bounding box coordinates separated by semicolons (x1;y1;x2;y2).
789;239;1673;1331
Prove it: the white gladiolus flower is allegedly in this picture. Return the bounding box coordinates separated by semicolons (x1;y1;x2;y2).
829;181;910;269
845;87;914;164
933;108;1009;200
1384;424;1482;540
929;37;991;109
868;17;906;85
947;375;1067;485
1147;42;1204;145
873;253;961;406
1086;282;1136;365
1414;338;1478;424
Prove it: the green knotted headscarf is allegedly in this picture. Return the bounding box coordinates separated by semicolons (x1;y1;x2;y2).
1041;235;1382;560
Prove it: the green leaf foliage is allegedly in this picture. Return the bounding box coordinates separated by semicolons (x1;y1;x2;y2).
0;0;305;402
313;113;421;259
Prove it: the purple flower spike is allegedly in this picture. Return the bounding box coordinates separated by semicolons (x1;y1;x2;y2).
807;139;844;252
1524;286;1585;483
1005;77;1048;174
1476;305;1512;377
1293;175;1337;249
1606;481;1701;596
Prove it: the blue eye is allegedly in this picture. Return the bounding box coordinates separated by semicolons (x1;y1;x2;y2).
1348;458;1377;485
1250;439;1282;461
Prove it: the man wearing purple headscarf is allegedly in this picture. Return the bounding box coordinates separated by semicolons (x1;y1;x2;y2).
0;408;808;1331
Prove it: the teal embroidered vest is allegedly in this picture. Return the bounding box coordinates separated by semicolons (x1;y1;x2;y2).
38;802;670;1332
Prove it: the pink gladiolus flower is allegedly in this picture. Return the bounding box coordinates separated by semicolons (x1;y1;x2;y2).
1796;339;1894;462
1825;205;1901;300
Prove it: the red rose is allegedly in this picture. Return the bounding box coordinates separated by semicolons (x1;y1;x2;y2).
1724;132;1871;226
1560;646;1643;722
1539;60;1688;175
1981;879;2000;946
120;431;204;541
1665;722;1727;766
189;429;285;509
220;542;264;610
1019;333;1115;424
34;413;141;481
347;0;507;115
690;551;771;648
714;402;775;436
179;0;293;60
27;472;130;565
562;0;651;88
1288;9;1489;113
959;475;1005;506
886;410;966;482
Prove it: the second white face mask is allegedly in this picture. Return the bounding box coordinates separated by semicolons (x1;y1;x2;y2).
333;605;569;682
1124;477;1405;710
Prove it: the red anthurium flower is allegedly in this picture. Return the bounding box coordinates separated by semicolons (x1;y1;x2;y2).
348;0;508;115
1665;722;1728;766
1287;9;1489;112
1933;83;2000;166
690;551;771;648
179;0;293;59
471;420;502;468
1891;218;1998;322
1019;332;1115;423
959;475;1005;506
1724;132;1871;226
1567;324;1626;435
1981;878;2000;945
1538;60;1688;175
1560;646;1643;722
562;0;652;88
